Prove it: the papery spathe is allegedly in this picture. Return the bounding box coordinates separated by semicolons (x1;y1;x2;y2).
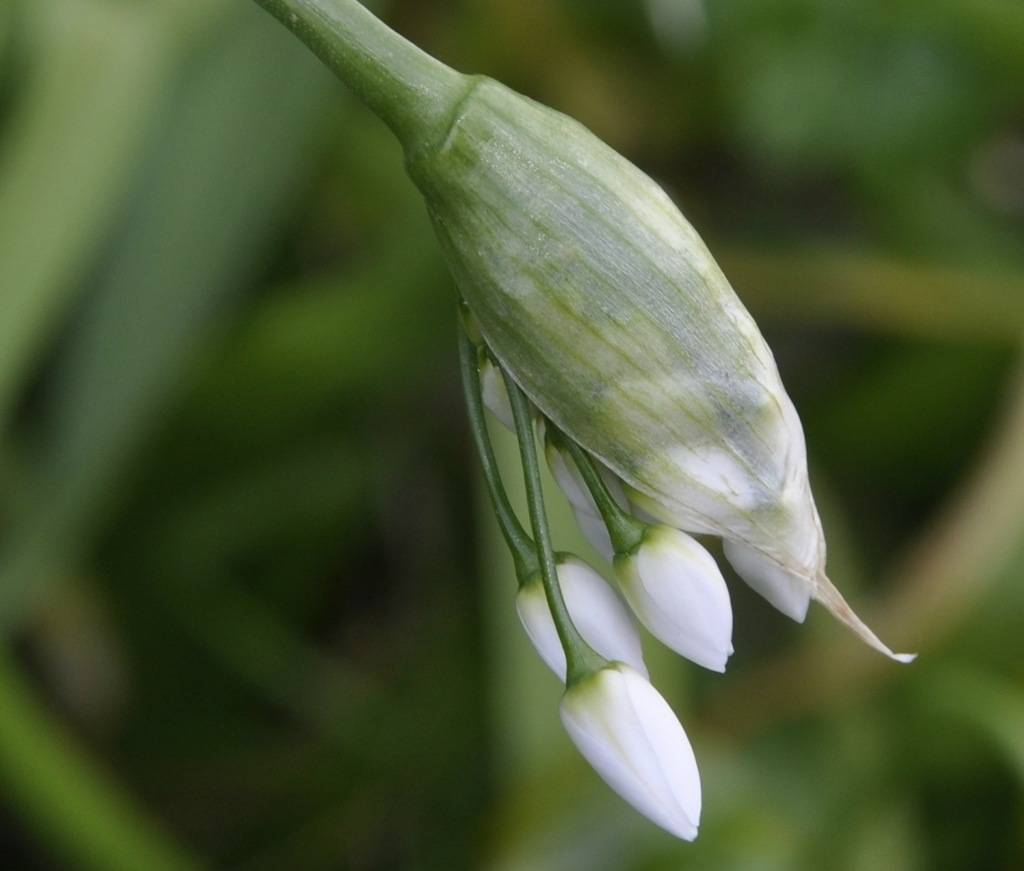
395;38;910;659
408;77;817;625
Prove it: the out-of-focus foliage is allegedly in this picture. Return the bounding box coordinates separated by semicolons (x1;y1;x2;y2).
0;0;1022;869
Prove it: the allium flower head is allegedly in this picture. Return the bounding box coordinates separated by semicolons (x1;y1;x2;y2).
251;0;914;848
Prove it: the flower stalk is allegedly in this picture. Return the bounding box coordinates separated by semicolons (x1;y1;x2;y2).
504;371;606;684
461;324;645;681
251;0;468;149
457;322;535;579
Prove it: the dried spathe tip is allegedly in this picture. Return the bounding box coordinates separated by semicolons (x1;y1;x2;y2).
812;575;917;663
726;537;914;663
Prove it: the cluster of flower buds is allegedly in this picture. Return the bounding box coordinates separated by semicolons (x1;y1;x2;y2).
459;330;709;840
447;79;913;840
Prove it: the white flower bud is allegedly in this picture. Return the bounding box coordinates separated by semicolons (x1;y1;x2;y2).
615;526;733;672
572;511;617;565
540;420;626;562
560;663;701;840
479;353;514;430
516;556;648;682
722;539;810;622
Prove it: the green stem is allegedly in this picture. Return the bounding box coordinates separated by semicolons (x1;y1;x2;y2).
504;375;604;683
251;0;470;149
0;649;209;871
457;324;537;580
556;429;647;555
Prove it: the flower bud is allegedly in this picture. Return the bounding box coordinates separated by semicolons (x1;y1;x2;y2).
722;538;810;622
409;77;910;661
560;663;701;840
615;525;733;672
572;511;617;566
540;420;626;562
479;353;514;430
517;556;648;682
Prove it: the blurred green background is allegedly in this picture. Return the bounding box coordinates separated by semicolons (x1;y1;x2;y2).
2;0;1024;868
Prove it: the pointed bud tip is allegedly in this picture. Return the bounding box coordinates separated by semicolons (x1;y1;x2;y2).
702;649;731;673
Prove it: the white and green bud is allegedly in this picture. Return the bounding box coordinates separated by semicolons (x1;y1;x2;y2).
517;555;648;682
560;662;701;840
405;75;783;548
479;352;515;431
408;76;795;552
540;420;626;562
615;525;733;673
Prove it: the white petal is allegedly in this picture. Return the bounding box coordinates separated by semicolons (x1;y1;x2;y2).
616;526;733;672
723;539;811;622
560;663;701;840
516;558;648;681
